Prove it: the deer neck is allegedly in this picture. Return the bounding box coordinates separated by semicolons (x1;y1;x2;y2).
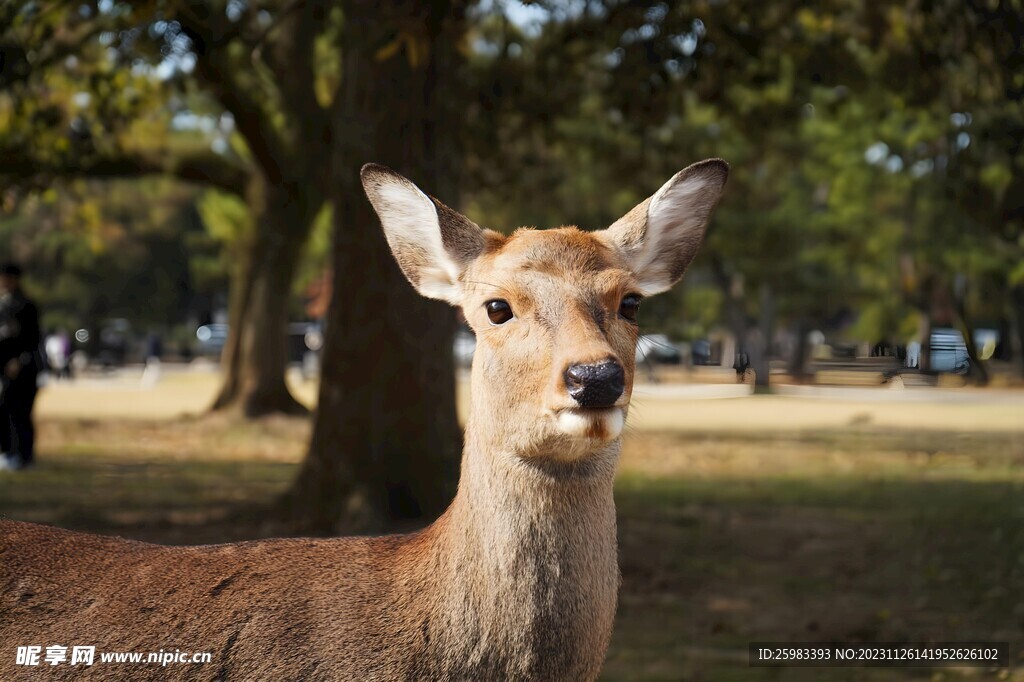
414;415;620;677
453;420;620;558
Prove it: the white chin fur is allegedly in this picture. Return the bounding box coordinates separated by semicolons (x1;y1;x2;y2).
555;408;624;441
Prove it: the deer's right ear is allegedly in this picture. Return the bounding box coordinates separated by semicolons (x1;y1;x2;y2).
361;164;485;305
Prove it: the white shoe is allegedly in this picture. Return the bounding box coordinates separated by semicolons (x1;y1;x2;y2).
0;453;26;471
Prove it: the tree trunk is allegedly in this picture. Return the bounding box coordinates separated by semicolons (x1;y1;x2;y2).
953;299;989;385
788;318;812;382
749;284;774;389
211;224;255;408
192;2;328;419
917;312;932;372
711;258;749;380
956;316;989;384
282;1;467;535
211;175;311;416
1011;285;1024;377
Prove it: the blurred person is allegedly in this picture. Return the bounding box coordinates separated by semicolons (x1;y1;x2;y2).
45;328;72;380
140;331;163;388
60;328;72;378
906;341;921;369
0;263;41;471
145;331;163;362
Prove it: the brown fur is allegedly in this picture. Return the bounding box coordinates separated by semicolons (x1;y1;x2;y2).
1;160;727;680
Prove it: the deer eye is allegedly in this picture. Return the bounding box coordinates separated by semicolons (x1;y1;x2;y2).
619;294;642;322
485;299;514;325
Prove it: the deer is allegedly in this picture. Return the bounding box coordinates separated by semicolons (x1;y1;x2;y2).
0;159;728;681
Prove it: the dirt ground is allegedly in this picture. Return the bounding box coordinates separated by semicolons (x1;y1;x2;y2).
6;376;1024;680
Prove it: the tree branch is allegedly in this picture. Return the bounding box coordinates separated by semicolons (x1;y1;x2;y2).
257;0;331;194
0;9;112;89
170;0;292;187
0;148;251;196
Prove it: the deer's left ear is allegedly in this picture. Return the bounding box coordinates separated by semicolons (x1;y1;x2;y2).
601;159;728;295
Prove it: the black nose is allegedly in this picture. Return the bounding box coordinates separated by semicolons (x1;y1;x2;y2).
564;360;625;408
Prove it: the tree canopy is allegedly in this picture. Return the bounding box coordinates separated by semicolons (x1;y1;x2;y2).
1;0;1021;530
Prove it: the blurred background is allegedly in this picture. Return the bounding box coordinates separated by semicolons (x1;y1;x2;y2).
0;0;1022;679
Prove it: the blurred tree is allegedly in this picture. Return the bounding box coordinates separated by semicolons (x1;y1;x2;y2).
1;0;473;532
170;1;332;414
810;0;1024;381
462;0;1023;384
3;0;1020;531
283;0;471;534
462;0;863;385
0;178;213;347
0;0;329;415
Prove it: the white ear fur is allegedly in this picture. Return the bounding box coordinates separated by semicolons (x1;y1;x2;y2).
361;164;483;304
605;159;728;295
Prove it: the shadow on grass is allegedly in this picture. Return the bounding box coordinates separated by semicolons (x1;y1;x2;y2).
0;452;297;544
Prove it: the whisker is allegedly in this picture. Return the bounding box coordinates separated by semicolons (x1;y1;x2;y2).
461;279;504;291
645;338;677;353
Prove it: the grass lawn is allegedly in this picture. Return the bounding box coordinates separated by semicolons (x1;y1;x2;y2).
2;415;1022;680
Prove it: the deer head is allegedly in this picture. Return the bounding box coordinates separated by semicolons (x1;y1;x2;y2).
361;160;728;461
